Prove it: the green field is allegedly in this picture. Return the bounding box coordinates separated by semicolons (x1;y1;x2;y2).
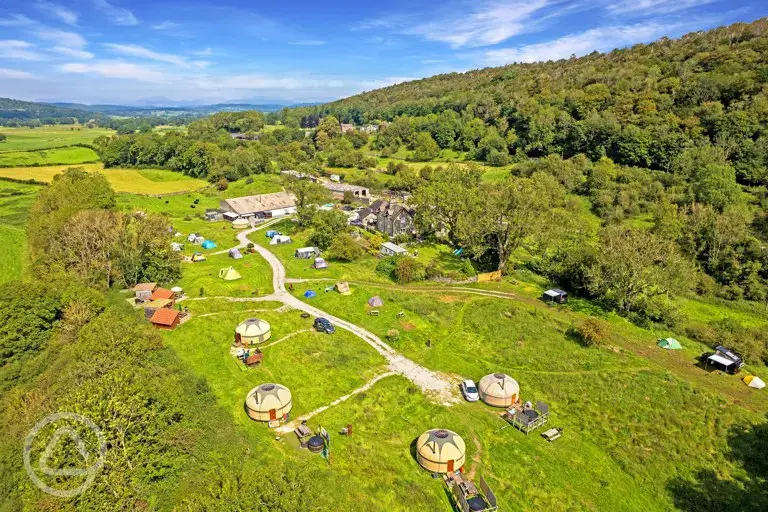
0;125;114;152
0;146;99;167
0;164;208;194
0;180;40;283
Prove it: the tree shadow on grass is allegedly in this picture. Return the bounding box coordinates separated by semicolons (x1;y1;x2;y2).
667;418;768;511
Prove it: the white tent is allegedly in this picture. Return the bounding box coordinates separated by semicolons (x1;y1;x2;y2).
270;235;292;245
744;375;766;389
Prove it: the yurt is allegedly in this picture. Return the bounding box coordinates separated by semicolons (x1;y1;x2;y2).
415;429;466;473
232;218;249;229
744;375;766;389
478;373;520;407
235;317;272;345
245;383;292;422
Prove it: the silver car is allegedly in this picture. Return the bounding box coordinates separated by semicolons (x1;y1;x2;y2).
460;379;479;402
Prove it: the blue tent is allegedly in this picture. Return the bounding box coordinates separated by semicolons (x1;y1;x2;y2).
304;290;318;299
201;240;217;249
266;230;280;238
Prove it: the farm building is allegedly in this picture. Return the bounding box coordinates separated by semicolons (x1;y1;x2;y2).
229;248;243;259
322;182;369;201
149;308;181;330
705;346;745;374
143;298;173;320
232;218;250;229
235;317;272;345
132;282;157;302
340;123;355;133
220;192;297;219
478;373;519;407
151;288;175;304
416;429;466;474
245;383;293;422
543;289;568;304
380;242;408;257
205;209;224;221
295;247;320;259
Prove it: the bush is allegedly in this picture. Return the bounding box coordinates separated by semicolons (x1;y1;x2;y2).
245;176;254;184
386;329;400;341
575;318;610;347
461;259;476;277
328;233;365;261
216;178;229;191
394;257;425;284
376;256;398;279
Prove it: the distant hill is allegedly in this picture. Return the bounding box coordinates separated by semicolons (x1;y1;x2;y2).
0;98;93;123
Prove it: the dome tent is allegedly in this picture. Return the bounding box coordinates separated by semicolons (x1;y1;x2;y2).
235;318;272;345
368;296;384;307
415;429;466;473
219;266;242;281
658;338;682;350
245;383;292;422
304;290;317;299
744;375;765;389
201;240;217;249
478;373;520;407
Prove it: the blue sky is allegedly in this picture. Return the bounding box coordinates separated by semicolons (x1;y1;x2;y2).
0;0;765;105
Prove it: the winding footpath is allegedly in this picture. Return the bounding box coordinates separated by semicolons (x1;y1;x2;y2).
232;225;460;405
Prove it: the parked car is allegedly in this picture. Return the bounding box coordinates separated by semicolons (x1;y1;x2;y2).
460;380;479;402
314;317;335;334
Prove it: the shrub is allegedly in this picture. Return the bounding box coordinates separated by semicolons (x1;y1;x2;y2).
216;178;229;191
328;233;365;261
394;257;425;284
461;259;476;277
386;329;400;341
199;287;205;297
245;176;254;184
376;256;398;279
576;318;610;347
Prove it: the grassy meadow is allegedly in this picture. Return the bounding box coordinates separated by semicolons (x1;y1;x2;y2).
0;181;41;283
0;164;208;194
0;125;113;152
0;146;100;167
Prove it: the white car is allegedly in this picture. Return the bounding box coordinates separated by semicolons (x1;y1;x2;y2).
460;380;479;402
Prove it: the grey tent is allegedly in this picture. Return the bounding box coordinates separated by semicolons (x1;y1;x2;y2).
368;296;384;307
229;248;243;260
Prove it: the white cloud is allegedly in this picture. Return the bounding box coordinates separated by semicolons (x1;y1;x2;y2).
103;43;188;66
50;46;94;59
35;2;78;26
0;40;46;61
483;22;680;65
152;21;179;30
93;0;138;26
35;29;87;49
190;60;212;69
607;0;715;16
0;14;35;27
0;67;38;79
59;60;165;82
288;40;327;46
191;48;214;57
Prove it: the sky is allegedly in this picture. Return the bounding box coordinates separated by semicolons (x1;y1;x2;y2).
0;0;765;105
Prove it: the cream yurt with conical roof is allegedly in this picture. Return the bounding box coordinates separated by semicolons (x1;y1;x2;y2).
479;373;519;407
232;218;249;229
416;429;466;473
245;383;292;422
235;318;272;345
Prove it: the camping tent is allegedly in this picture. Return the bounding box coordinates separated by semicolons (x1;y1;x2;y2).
744;375;766;389
368;296;384;307
266;230;280;238
304;290;317;299
201;240;217;249
335;282;351;295
192;252;206;262
229;248;243;259
187;233;204;244
658;338;682;350
270;235;292;245
313;257;328;269
170;242;183;252
235;318;272;345
232;218;249;229
295;247;318;259
219;266;242;281
170;286;183;296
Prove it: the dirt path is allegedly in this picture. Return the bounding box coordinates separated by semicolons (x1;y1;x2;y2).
260;329;312;349
276;372;398;433
244;231;460;405
466;437;483;480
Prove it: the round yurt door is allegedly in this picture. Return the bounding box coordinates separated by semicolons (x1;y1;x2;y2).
235;333;242;345
269;409;277;421
447;460;454;472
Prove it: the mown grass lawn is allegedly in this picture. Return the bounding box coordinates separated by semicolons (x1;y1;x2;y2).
0;146;100;167
0;180;40;283
172;251;273;298
0;125;114;152
0;163;208;194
